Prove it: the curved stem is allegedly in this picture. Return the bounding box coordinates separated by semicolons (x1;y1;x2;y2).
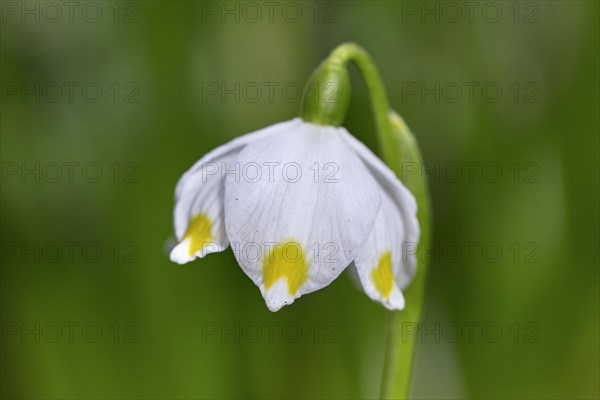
379;111;431;399
301;42;429;399
321;44;430;400
327;44;400;174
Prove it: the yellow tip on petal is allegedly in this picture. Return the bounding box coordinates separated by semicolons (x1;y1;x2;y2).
371;251;394;299
263;241;308;296
183;213;214;256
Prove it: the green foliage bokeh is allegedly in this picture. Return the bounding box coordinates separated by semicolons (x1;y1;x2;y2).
1;1;598;399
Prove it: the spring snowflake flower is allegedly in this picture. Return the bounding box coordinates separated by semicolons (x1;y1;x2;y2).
170;118;419;312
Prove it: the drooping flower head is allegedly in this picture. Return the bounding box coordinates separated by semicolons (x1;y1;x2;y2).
170;44;421;312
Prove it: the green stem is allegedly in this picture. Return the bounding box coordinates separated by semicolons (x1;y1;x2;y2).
378;111;431;399
327;44;400;174
329;44;429;399
302;43;431;399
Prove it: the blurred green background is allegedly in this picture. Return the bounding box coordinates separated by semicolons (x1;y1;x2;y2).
1;1;598;399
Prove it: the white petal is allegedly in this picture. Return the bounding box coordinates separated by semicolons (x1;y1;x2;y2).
224;121;381;311
170;119;302;264
339;130;420;290
353;193;407;310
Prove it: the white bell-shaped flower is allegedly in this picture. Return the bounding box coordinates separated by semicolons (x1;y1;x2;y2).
170;118;419;312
